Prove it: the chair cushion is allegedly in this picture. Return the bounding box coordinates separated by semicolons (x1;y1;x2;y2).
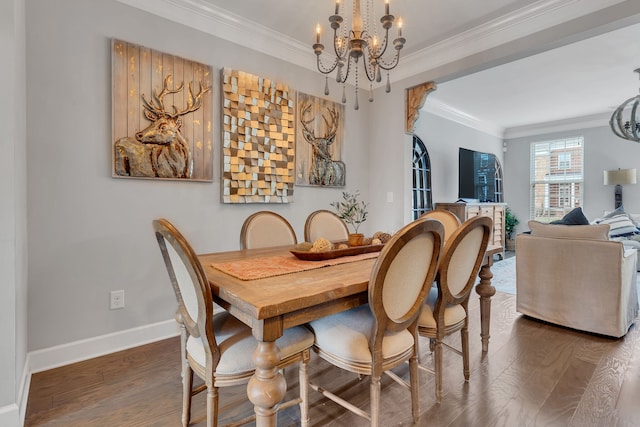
186;312;314;376
418;287;467;329
309;305;415;364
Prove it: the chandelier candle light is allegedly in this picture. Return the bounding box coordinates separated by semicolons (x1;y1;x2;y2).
313;0;406;110
610;68;640;142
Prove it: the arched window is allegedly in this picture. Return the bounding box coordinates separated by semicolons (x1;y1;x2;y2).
412;135;432;219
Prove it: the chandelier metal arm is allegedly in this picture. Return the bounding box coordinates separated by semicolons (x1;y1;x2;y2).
360;56;378;83
339;56;355;84
376;50;401;70
315;54;339;76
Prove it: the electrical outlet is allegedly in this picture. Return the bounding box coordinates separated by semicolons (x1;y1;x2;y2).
110;290;125;310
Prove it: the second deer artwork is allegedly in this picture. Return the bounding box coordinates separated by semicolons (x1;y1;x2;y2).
296;92;346;187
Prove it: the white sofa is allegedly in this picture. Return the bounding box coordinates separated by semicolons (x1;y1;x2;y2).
516;221;638;338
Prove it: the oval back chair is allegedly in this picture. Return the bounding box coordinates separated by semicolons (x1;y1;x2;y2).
153;218;314;427
304;209;349;243
308;217;444;426
417;215;492;403
421;209;462;242
239;211;297;250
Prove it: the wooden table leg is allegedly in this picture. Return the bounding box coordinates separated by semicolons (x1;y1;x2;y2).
475;262;496;353
247;340;286;426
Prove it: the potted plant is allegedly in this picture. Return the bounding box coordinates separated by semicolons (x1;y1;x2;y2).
331;191;369;246
505;207;520;251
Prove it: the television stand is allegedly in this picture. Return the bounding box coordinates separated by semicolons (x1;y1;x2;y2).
435;202;506;259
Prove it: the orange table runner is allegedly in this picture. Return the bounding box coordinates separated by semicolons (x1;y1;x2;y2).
211;252;380;281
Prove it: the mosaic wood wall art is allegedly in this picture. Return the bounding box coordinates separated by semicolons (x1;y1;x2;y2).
295;92;345;187
112;39;213;181
221;68;295;203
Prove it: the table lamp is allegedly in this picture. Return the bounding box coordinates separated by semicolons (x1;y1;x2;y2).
603;168;637;209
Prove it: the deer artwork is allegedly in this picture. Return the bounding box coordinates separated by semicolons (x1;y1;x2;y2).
114;75;210;179
300;103;346;186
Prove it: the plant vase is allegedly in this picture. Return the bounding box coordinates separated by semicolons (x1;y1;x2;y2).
505;237;516;252
348;233;364;247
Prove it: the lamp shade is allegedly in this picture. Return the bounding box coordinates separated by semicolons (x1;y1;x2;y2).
603;168;637;186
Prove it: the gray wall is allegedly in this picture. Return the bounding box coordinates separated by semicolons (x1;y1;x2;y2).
504;125;640;235
25;0;374;352
1;0;27;423
413;113;504;206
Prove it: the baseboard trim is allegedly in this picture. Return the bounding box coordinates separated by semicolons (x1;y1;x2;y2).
0;404;19;427
28;318;180;374
18;355;31;426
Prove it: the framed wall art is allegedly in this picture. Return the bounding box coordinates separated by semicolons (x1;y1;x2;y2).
112;39;213;181
221;68;295;203
295;92;345;187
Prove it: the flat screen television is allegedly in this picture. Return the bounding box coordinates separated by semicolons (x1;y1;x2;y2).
458;148;502;203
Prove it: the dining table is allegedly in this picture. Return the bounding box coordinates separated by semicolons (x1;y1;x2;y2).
198;243;500;426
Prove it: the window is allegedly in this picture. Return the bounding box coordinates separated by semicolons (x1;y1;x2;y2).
412;135;432;219
530;137;584;222
557;152;571;169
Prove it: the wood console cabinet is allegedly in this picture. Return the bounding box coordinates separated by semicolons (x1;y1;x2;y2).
435;202;506;258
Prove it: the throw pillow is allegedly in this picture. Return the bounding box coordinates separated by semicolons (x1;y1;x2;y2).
528;220;610;240
594;214;638;237
603;205;626;219
549;207;590;225
601;206;639;226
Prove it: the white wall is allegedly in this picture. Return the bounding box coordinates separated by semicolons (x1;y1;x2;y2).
1;0;27;424
504;124;640;235
25;0;373;353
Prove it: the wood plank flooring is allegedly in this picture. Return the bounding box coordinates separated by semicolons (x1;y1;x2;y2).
25;290;640;426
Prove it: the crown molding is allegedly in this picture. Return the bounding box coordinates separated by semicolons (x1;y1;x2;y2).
425;99;612;140
423;99;505;139
395;0;627;82
115;0;627;86
503;112;611;139
115;0;316;70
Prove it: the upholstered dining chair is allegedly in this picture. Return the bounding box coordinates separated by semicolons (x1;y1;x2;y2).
304;209;349;242
239;211;298;250
421;209;462;242
417;215;491;403
308;217;444;426
153;218;314;427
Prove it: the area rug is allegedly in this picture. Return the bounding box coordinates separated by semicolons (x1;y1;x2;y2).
490;257;640;301
488;257;517;294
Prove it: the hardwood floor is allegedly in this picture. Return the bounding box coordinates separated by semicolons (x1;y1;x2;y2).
25;290;640;426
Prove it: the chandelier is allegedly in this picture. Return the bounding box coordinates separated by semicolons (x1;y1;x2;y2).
610;68;640;142
312;0;406;110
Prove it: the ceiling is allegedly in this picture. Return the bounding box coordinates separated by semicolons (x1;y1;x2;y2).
427;21;640;137
118;0;640;137
198;0;536;57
